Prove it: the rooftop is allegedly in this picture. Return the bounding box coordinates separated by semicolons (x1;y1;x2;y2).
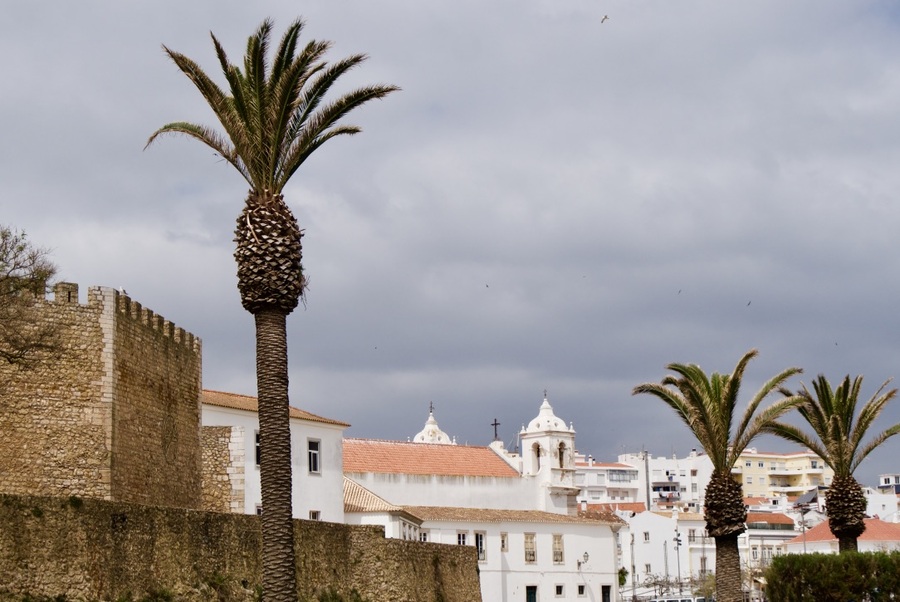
343;438;521;477
202;389;350;427
747;512;794;526
405;505;623;526
786;518;900;544
583;502;646;515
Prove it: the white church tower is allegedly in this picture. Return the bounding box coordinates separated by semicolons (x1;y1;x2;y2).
519;392;580;514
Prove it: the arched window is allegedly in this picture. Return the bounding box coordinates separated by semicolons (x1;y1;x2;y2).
558;442;567;469
533;443;542;472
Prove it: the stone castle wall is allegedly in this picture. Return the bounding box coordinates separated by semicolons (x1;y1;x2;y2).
0;284;202;509
107;289;202;507
0;494;482;602
201;426;245;513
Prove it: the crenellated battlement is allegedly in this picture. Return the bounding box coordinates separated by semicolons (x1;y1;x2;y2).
49;282;201;352
3;281;204;509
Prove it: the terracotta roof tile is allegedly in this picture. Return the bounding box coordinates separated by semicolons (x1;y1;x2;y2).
583;502;646;515
404;506;624;526
343;438;520;477
343;477;402;513
202;389;350;427
744;497;770;505
747;512;794;525
786;518;900;544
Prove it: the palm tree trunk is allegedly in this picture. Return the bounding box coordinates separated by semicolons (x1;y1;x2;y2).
838;536;859;553
714;534;743;602
255;309;297;602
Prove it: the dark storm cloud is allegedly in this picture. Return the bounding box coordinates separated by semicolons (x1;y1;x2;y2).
3;0;900;484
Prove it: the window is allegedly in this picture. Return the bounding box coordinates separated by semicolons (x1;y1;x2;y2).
308;510;320;521
500;532;508;552
751;547;759;560
691;483;698;493
688;529;696;543
255;431;261;466
811;460;818;469
758;462;764;468
475;531;486;562
524;533;536;563
700;556;708;575
457;531;467;546
643;531;650;542
644;563;651;574
420;531;428;542
745;461;751;467
555;584;564;597
552;534;564;564
307;439;321;474
578;584;586;597
691;469;698;477
255;504;262;515
747;477;753;484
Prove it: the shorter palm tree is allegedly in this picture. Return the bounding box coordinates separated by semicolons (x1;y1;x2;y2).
766;375;900;552
633;349;802;602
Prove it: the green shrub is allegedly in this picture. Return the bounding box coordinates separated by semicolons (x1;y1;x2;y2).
765;551;900;601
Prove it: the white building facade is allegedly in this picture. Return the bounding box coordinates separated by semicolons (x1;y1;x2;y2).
344;395;624;602
201;389;348;522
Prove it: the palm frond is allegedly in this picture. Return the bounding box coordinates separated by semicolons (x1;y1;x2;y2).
147;19;397;195
145;122;249;183
775;374;900;479
762;421;831;467
633;350;800;474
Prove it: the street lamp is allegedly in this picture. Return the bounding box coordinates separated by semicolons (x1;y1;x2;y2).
674;529;683;594
577;551;590;569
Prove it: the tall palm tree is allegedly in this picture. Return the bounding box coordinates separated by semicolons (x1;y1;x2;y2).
633;349;802;602
766;374;900;552
146;19;397;601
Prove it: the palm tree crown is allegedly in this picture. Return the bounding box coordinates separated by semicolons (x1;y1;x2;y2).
766;374;900;551
633;349;802;476
146;18;399;194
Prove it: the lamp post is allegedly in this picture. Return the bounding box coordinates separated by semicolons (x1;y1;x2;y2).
674;529;683;594
663;541;669;594
631;533;637;602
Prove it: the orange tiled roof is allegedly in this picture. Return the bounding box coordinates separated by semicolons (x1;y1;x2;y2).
405;505;624;526
343;478;423;524
343;438;520;477
584;502;646;515
747;512;794;525
202;389;350;427
744;497;770;505
786;518;900;544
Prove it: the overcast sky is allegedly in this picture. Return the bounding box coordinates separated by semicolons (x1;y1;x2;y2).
4;1;900;487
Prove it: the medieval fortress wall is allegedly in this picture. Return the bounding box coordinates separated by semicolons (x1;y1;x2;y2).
0;283;202;509
0;283;482;601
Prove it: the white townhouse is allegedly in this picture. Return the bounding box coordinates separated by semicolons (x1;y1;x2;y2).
201;389;349;522
343;395;625;602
